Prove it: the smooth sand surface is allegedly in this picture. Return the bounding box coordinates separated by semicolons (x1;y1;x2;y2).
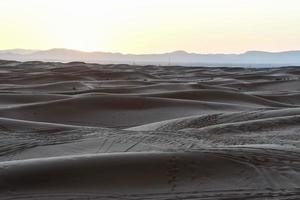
0;60;300;199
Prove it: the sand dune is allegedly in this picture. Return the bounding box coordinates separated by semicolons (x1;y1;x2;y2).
225;79;300;92
0;60;300;199
256;93;300;105
128;108;300;131
0;117;84;132
0;94;252;128
0;93;69;107
141;89;293;107
1;150;300;199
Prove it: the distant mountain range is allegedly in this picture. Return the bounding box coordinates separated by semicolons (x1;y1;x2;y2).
1;48;300;67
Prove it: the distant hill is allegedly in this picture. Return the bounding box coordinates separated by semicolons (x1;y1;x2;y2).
1;48;300;67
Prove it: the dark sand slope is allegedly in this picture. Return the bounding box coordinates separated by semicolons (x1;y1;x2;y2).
1;151;300;199
0;94;70;107
141;89;294;107
128;108;300;131
0;117;85;132
0;60;300;199
256;93;300;105
0;94;253;128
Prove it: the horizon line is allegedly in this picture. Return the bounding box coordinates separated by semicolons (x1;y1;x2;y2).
1;48;300;55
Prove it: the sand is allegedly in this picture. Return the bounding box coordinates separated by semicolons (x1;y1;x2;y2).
0;60;300;199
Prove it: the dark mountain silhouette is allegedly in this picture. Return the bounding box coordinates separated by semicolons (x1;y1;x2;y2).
1;48;300;66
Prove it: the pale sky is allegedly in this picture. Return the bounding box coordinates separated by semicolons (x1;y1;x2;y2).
0;0;300;54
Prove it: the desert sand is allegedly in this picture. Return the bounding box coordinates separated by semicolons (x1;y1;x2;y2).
0;59;300;199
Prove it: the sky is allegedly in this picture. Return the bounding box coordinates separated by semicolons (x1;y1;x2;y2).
0;0;300;54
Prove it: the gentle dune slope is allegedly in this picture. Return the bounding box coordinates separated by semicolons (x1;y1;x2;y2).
1;150;300;199
0;94;69;107
128;108;300;131
0;60;300;199
226;79;300;92
141;89;293;107
256;93;300;105
0;117;84;132
0;94;252;128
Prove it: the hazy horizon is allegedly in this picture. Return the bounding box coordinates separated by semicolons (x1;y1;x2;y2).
1;0;300;54
2;47;300;55
2;47;300;56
